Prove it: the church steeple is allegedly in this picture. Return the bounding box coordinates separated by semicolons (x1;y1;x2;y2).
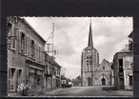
88;18;93;48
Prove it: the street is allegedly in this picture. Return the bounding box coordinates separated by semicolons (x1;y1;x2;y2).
44;86;133;96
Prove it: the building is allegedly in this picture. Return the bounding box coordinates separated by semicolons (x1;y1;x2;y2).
44;52;61;90
7;16;46;95
52;59;61;89
112;33;133;90
7;16;62;95
81;21;99;86
72;76;81;86
93;59;113;86
128;32;134;52
81;21;114;87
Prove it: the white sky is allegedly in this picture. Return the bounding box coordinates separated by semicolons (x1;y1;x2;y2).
24;17;133;79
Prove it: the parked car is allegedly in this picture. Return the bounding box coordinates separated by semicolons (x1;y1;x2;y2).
61;80;72;88
66;81;72;88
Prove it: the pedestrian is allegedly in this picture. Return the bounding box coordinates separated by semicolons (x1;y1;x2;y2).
17;82;25;96
17;81;30;96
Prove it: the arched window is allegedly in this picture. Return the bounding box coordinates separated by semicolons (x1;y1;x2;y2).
101;78;106;85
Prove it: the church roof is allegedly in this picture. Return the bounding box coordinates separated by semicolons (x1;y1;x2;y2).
88;20;93;48
102;59;110;64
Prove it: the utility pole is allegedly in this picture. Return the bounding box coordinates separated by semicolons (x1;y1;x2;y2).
46;23;57;59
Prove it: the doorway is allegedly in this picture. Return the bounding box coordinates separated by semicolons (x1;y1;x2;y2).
101;78;106;85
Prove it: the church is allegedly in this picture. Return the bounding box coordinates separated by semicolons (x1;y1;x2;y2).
81;21;113;86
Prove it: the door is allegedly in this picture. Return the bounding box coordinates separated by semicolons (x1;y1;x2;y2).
102;78;106;85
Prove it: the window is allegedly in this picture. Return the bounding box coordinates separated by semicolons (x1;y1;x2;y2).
12;39;16;49
7;23;12;33
86;60;89;64
18;69;22;78
7;22;17;50
90;60;92;65
119;59;123;71
101;78;106;85
88;77;91;86
17;69;22;84
103;66;105;70
37;78;40;85
21;33;25;52
119;59;123;66
129;75;133;86
9;68;15;79
31;40;35;57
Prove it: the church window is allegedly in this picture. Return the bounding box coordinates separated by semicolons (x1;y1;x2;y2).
103;66;105;70
90;60;92;65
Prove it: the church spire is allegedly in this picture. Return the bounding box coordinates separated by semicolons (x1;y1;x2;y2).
88;18;93;48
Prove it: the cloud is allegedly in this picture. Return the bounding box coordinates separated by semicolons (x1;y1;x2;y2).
55;30;76;56
24;17;133;79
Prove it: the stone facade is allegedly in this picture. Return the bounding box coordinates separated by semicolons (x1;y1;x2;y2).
7;16;61;95
81;47;99;86
94;59;113;86
112;51;133;90
81;22;99;86
112;33;133;90
81;22;113;86
44;53;61;89
7;16;46;95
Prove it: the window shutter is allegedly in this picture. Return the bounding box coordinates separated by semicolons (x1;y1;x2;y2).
24;35;27;55
18;31;21;54
27;37;30;57
26;37;29;56
37;46;39;62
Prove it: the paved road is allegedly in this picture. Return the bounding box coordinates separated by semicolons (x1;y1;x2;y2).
44;86;133;96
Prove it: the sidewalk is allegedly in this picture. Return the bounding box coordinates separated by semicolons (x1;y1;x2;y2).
27;87;45;96
27;87;62;96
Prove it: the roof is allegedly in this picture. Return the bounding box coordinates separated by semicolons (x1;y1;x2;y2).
100;59;111;66
119;44;129;52
128;31;133;38
114;51;132;58
88;21;93;48
18;17;46;44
